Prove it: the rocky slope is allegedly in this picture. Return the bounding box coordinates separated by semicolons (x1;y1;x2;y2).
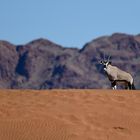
0;33;140;89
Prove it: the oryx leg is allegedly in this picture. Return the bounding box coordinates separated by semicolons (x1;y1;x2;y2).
128;82;133;90
111;81;117;90
124;82;129;89
126;79;136;90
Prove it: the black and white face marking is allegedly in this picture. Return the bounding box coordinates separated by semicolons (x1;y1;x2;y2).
100;61;111;71
100;61;110;67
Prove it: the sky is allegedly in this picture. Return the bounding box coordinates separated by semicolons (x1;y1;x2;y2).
0;0;140;48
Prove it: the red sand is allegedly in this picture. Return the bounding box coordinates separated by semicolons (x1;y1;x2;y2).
0;89;140;140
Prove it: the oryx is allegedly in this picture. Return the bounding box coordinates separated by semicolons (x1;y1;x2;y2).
100;56;135;90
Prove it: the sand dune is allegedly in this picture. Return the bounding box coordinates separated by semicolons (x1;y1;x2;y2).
0;89;140;140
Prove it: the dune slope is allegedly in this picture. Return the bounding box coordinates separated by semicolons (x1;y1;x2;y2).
0;89;140;140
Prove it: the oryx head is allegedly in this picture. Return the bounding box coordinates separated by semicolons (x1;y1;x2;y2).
100;54;112;69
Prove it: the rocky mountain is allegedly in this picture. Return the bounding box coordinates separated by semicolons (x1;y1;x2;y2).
0;33;140;89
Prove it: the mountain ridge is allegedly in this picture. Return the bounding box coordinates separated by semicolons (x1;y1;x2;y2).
0;33;140;89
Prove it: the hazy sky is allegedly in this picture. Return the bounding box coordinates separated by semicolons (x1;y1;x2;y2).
0;0;140;48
